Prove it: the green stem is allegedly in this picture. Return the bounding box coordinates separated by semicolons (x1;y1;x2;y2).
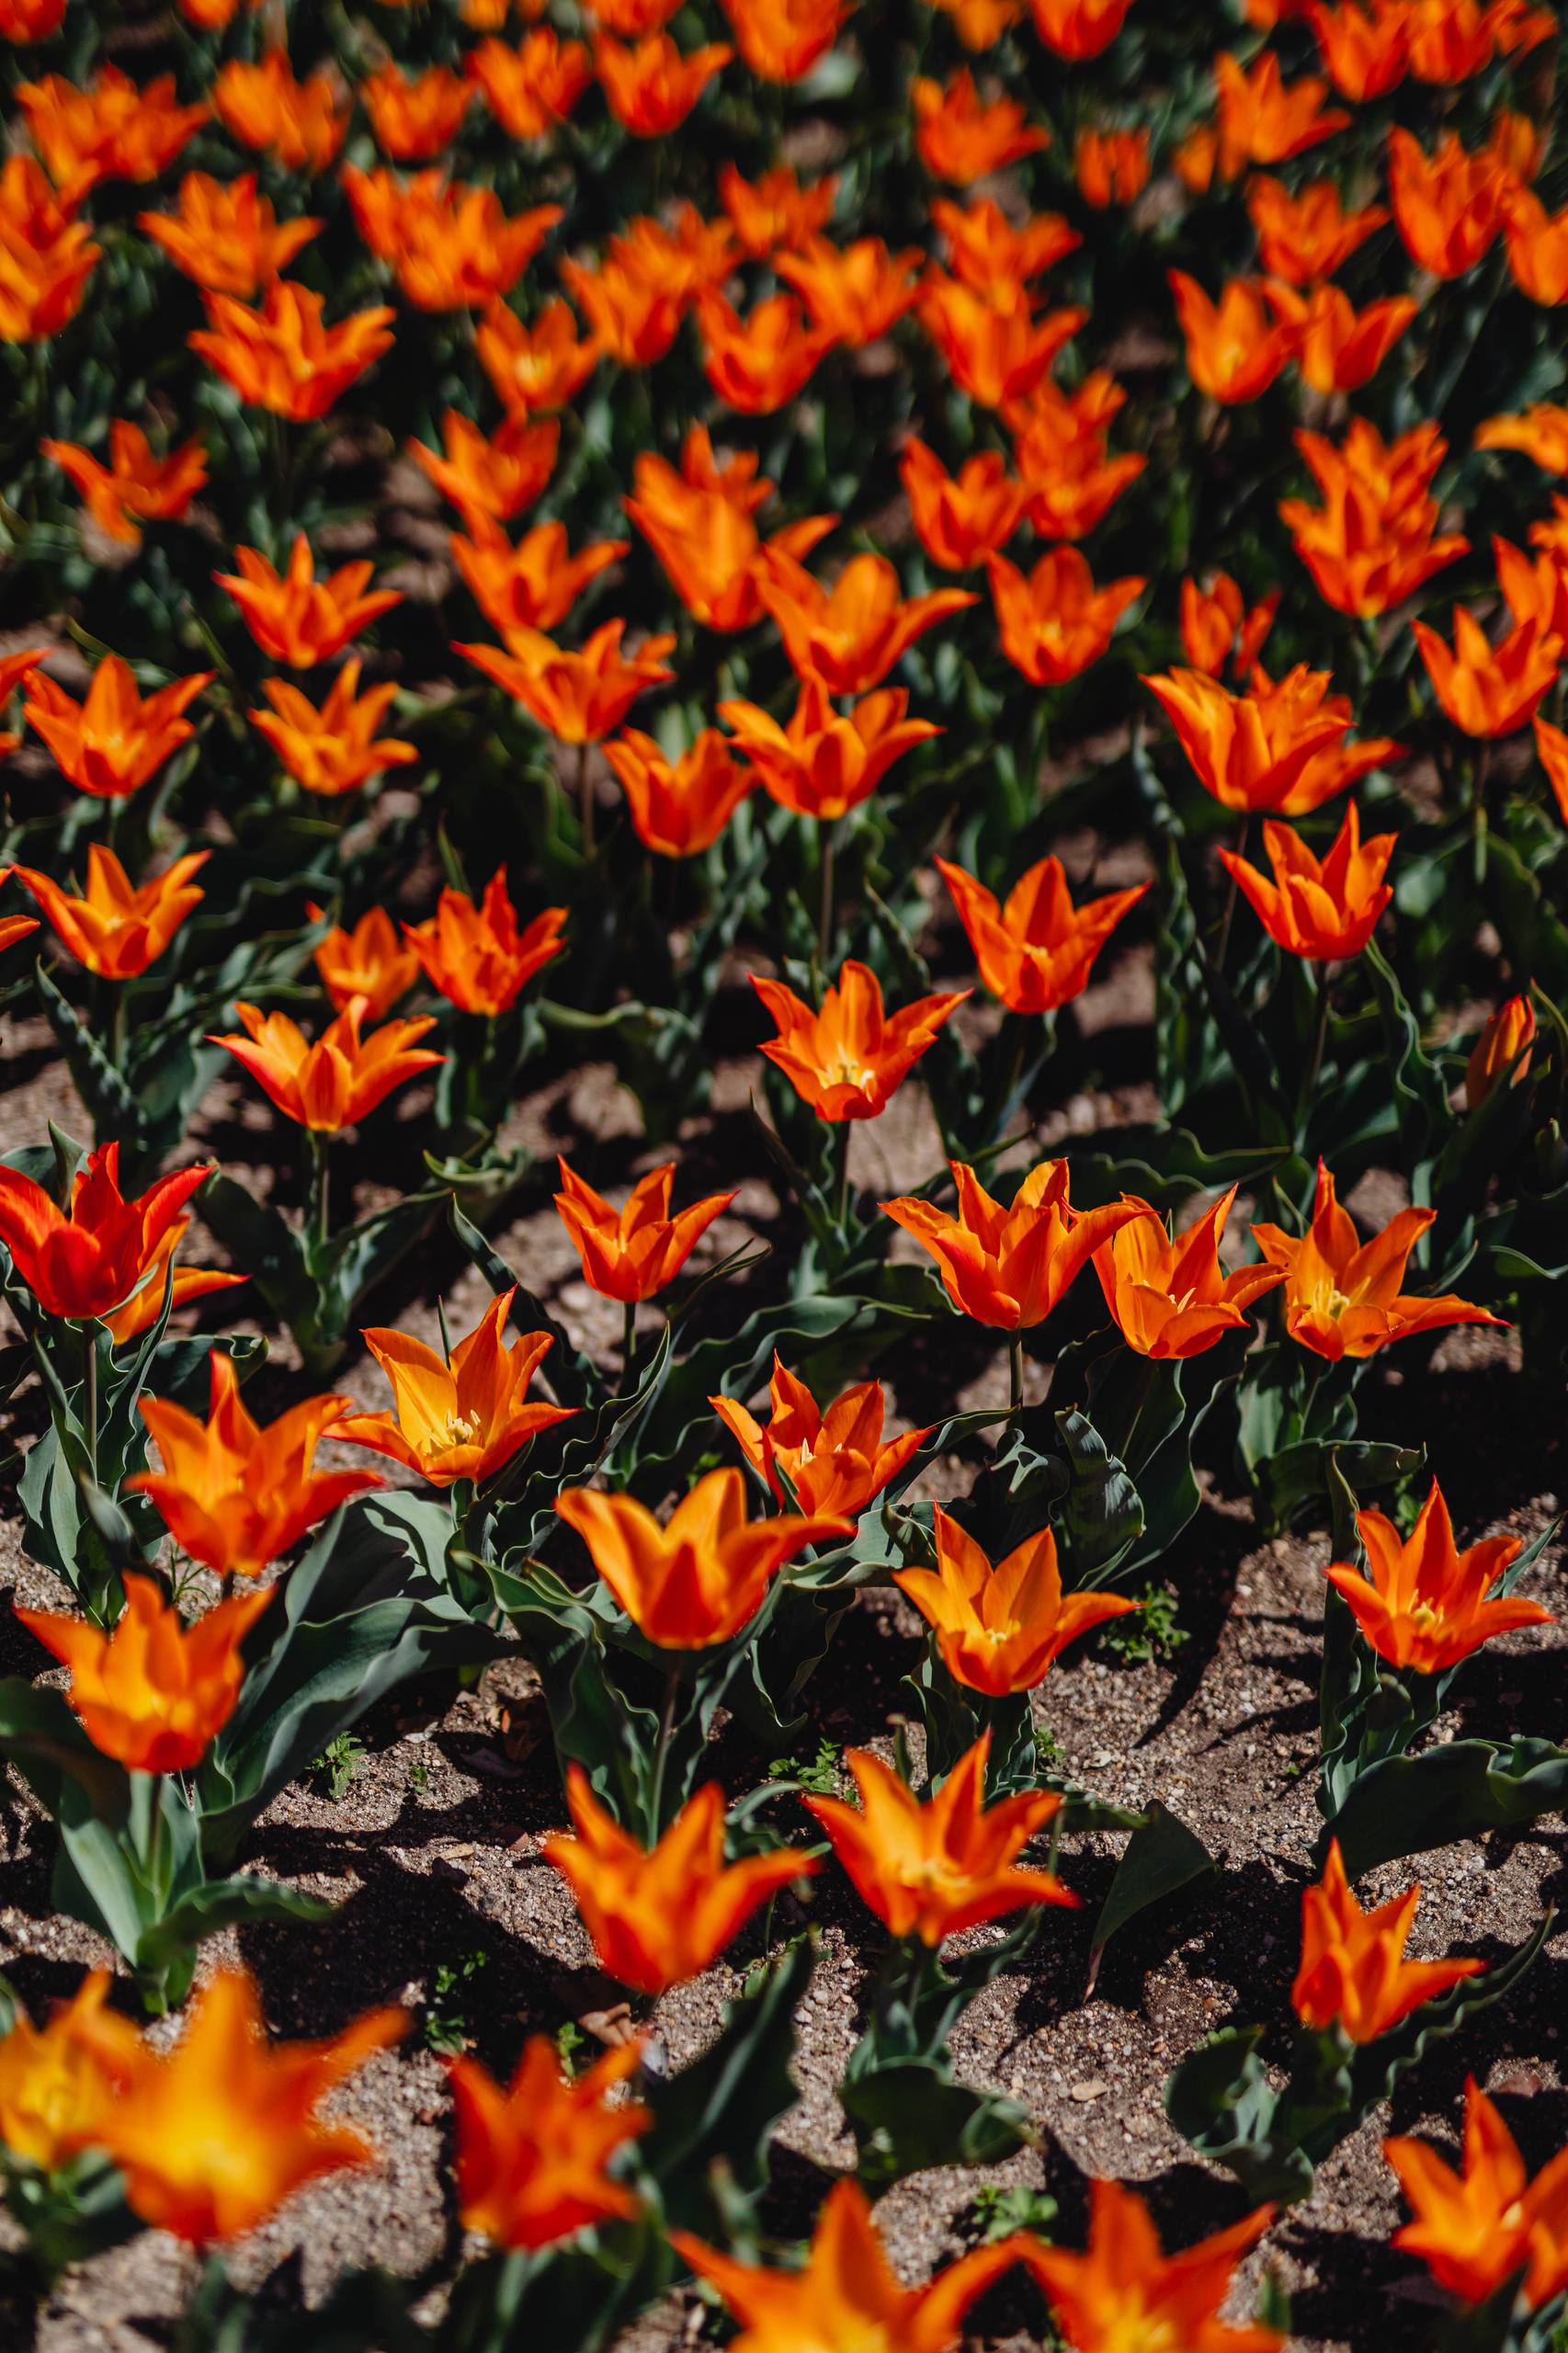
817;819;835;968
577;739;594;859
646;1666;681;1841
108;983;127;1074
835;1121;851;1227
1214;813;1248;972
1471;740;1491;887
82;1322;98;1482
1299;961;1334;1131
308;1129;331;1254
1008;1334;1025;1415
622;1299;637;1392
491;2246;533;2338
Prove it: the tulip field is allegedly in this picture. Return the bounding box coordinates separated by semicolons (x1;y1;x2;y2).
3;0;1568;2344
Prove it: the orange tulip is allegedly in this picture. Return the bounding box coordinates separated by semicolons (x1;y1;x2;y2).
543;1768;815;1995
722;0;850;74
212;998;442;1132
1278;281;1415;394
1539;710;1568;818
0;1972;139;2176
673;2177;1029;2353
1074;127;1150;207
558;251;684;372
774;235;923;347
894;1509;1135;1695
920;274;1085;408
595;32;729;134
989;548;1144;686
362;62;472;161
751;960;966;1122
1308;0;1411;99
719;162;838;257
1407;0;1503;80
1389;125;1511;278
912;70;1048;183
1020;2181;1282;2353
1179;574;1279;678
23;656;210;801
310;904;418;1021
411;412;558;531
554;1157;736;1303
403;870;565;1017
1172;126;1219;194
758;549;975;695
901;438;1024;571
603;726;753;855
719;677;939;819
138;171;321;297
696;289;831;413
99;1215;246;1350
1495;530;1568;643
1143;665;1353;814
0;0;64;37
0;1142;211;1324
476;297;600;417
1007;370;1145;540
556;1467;851;1649
0;154;98;341
219;536;402;668
1503;187;1568;306
452;519;625;645
189;280;395;422
467;30;593;138
248;660;417;799
1386;2079;1568;2313
40;422;206;548
344;167;560;313
335;1290;575;1487
1325;1483;1551;1677
1169;271;1298;404
1466;993;1536;1108
1293;1840;1482;2043
458;621;675;744
1245;172;1387;284
450;2037;648;2251
212;51;347;175
101;1968;405;2246
0;644;42;751
1094;1186;1284;1358
17;66;205;207
804;1733;1074;1943
932;193;1080;299
937;853;1146;1015
1280;419;1468;618
1415;609;1562;738
1220;801;1394;961
624;426;835;633
882;1157;1145;1331
1215;49;1346;179
129;1353;378;1580
1028;0;1133;51
17;1574;271;1776
712;1356;931;1519
1251;1158;1502;1359
1476;400;1568;475
9;846;205;980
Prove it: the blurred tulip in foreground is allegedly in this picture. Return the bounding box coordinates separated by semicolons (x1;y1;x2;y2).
1019;2181;1283;2353
450;2037;648;2250
1385;2079;1568;2311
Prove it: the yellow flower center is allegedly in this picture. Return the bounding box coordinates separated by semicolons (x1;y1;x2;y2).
445;1409;483;1446
821;1046;875;1096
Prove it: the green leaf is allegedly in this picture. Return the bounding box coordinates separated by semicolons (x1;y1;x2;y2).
1087;1802;1215;1991
1324;1738;1568;1879
843;2063;1035;2188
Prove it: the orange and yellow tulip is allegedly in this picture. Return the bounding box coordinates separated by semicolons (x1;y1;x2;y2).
989;547;1144;685
912;69;1048;183
476;297;600;418
543;1768;815;1995
900;438;1025;571
9;846;205;980
217;534;402;666
449;2037;648;2251
459;621;675;744
0;1143;212;1324
774;234;923;346
362;62;472;161
310;905;418;1022
1074;127;1150;207
343;166;560;313
212;998;442;1132
718;162;839;258
1027;0;1134;52
1020;2180;1282;2353
554;1158;736;1303
1281;419;1469;618
1465;994;1535;1108
1219;801;1395;961
1215;49;1346;179
1389;125;1511;278
189;280;394;422
603;726;754;855
0;1971;138;2175
336;1290;575;1487
1413;609;1561;738
932;193;1080;299
211;51;347;175
40;421;206;548
410;411;559;531
894;1511;1136;1695
1386;2078;1568;2313
722;0;851;76
1179;574;1279;678
595;31;730;134
920;275;1085;408
1504;188;1568;306
1246;173;1387;284
1095;1186;1284;1358
1169;271;1299;404
759;549;974;695
0;155;99;341
17;66;205;206
248;662;417;799
100;1215;245;1349
1325;1482;1551;1677
1476;400;1568;475
1252;1159;1502;1359
1293;1841;1482;2043
559;248;684;369
624;426;835;633
403;870;565;1017
138;171;321;297
712;1357;930;1520
17;1573;272;1775
696;289;831;413
1494;531;1568;643
936;853;1147;1014
467;30;593;138
804;1733;1074;1943
1280;282;1415;395
1143;665;1355;814
882;1158;1145;1332
1008;370;1145;540
1309;0;1412;99
452;518;626;644
751;959;966;1122
24;656;210;801
719;677;939;819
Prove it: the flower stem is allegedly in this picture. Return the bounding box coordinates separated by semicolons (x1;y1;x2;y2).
308;1129;332;1256
1214;813;1248;972
82;1322;98;1482
817;819;835;968
1299;961;1334;1131
835;1122;851;1227
1008;1334;1025;1415
622;1299;637;1392
646;1666;681;1841
577;740;594;859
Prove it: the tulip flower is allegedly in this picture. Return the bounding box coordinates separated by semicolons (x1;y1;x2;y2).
410;412;559;531
248;662;417;800
211;52;347;174
718;162;839;258
1325;1483;1551;1677
189;280;395;423
932;194;1080;298
712;1357;931;1519
595;32;730;135
131;1350;379;1581
343;167;561;313
1413;609;1562;738
467;30;594;138
1143;665;1352;815
1388;126;1511;278
1220;801;1395;961
476;298;600;418
1504;188;1568;306
362;62;472;160
912;70;1048;183
459;622;675;745
804;1733;1074;1943
1028;0;1133;51
1008;372;1146;540
40;422;207;548
1385;2079;1568;2312
543;1769;816;1995
674;2178;1029;2353
882;1158;1145;1332
893;1510;1136;1695
774;235;924;346
0;0;65;38
17;66;206;206
1278;282;1415;395
1292;1841;1483;2043
100;1214;245;1350
212;998;443;1132
1251;1158;1502;1359
751;960;966;1122
1020;2181;1282;2353
555;1157;736;1304
336;1290;576;1487
1494;532;1568;643
138;172;321;298
218;535;402;667
1214;50;1346;179
988;548;1145;686
17;1574;272;1775
1308;0;1412;99
0;1972;139;2175
1172;127;1219;192
900;439;1025;571
920;275;1085;408
1245;173;1387;284
1280;419;1469;617
23;656;210;801
720;0;851;79
100;1968;405;2245
1169;272;1298;404
560;249;685;369
696;289;831;414
626;426;837;634
1074;127;1150;207
8;846;205;980
720;676;939;820
937;853;1147;1015
310;904;418;1022
0;1142;212;1324
557;1467;851;1650
603;726;754;855
1095;1187;1284;1358
1475;400;1568;474
758;550;975;696
403;870;565;1017
0;156;99;340
450;2037;648;2252
1179;574;1279;678
1466;994;1535;1108
452;520;627;643
1537;710;1568;822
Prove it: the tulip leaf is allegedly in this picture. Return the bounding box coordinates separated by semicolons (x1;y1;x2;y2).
1087;1801;1216;1989
844;2063;1036;2188
1322;1738;1568;1880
